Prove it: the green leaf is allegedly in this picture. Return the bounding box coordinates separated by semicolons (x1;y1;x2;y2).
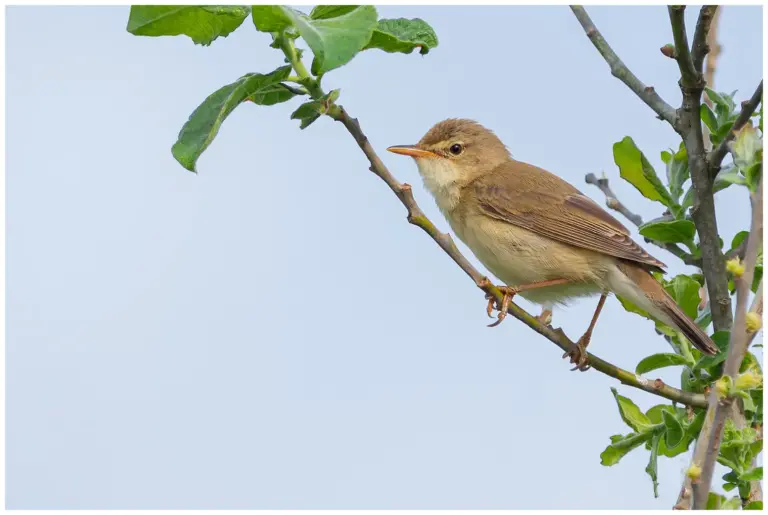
309;5;359;20
707;492;726;510
250;5;293;32
721;497;743;510
730;124;762;170
636;353;690;375
694;331;730;371
247;83;298;106
740;466;763;481
127;6;250;45
731;231;750;252
611;388;654;432
600;431;653;466
283;6;378;75
645;431;661;498
171;66;292;172
681;187;695;212
745;501;764;510
722;482;737;492
289;89;339;129
665;146;690;201
639;218;696;244
662;410;684;447
701;103;718;132
746;161;762;192
695;306;712;329
364;18;439;55
663;274;701;319
613;137;675;207
714;165;747;193
645;404;676;424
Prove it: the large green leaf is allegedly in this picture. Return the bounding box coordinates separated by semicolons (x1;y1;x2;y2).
663;274;701;319
700;103;718;132
364;18;439;55
250;5;293;32
127;6;250;45
283;6;378;75
247;83;298;106
613;137;675;207
600;431;653;466
172;66;292;172
639;218;696;244
636;353;690;375
611;388;654;432
662;144;689;201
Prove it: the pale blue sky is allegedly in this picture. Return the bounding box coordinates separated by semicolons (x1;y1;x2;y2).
6;5;762;509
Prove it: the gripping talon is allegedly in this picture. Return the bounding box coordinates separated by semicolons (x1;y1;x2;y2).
486;286;518;328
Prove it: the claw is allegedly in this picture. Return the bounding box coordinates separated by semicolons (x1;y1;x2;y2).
562;335;592;372
486;286;518;328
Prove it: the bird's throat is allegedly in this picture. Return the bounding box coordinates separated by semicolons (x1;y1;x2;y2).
415;158;463;217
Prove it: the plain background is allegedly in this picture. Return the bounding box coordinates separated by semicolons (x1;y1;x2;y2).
6;5;762;509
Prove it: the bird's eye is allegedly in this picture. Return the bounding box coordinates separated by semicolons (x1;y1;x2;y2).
449;143;464;155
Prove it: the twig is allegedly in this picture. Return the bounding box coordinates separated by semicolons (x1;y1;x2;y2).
584;173;700;267
669;6;732;333
700;7;720;150
273;34;708;409
691;180;763;509
709;81;764;174
702;7;722;100
570;6;677;126
748;280;763;347
669;6;702;91
691;6;718;74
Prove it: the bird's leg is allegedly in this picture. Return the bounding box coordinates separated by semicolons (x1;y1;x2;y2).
563;293;608;372
482;278;570;328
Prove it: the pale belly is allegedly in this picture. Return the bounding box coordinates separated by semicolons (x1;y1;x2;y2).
453;214;612;305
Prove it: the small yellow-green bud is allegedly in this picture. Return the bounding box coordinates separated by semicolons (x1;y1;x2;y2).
726;258;746;277
735;370;763;391
745;311;762;333
687;463;702;480
715;376;732;399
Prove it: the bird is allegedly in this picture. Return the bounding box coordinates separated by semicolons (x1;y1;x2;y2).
387;118;717;370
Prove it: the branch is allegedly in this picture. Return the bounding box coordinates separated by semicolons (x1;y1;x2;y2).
709;81;764;174
703;8;722;97
691;181;763;509
570;6;677;126
668;7;732;333
691;6;718;74
668;6;702;90
584;173;700;267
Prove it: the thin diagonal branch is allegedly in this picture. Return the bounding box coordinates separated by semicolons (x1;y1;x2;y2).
584;173;700;267
691;6;718;74
709;81;764;174
570;6;677;126
691;180;763;509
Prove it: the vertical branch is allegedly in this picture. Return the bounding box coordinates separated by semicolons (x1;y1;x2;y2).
668;6;732;332
690;181;763;509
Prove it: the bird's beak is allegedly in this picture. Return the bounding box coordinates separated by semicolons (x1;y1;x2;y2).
386;145;438;158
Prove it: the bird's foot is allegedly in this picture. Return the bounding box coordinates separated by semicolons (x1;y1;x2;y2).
536;308;553;327
483;284;519;328
562;334;592;372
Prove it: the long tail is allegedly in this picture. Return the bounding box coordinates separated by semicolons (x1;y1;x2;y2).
615;263;718;355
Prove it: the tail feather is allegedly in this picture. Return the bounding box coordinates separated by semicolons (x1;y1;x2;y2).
615;263;718;355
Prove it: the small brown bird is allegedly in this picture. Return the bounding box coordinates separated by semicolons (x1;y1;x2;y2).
387;119;717;370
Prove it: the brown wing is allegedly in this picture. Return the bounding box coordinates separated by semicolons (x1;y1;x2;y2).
472;161;666;270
